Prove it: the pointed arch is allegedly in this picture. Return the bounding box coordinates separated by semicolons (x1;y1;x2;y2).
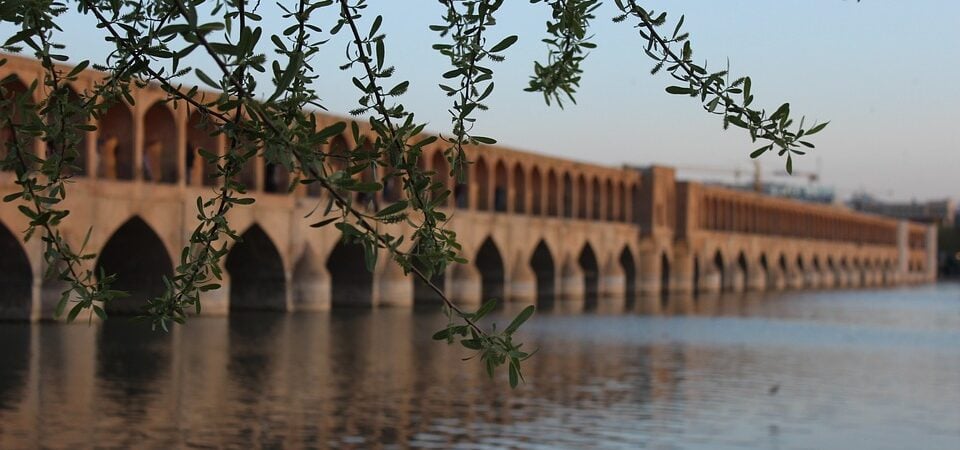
475;237;505;303
143;101;178;183
327;239;373;307
578;243;599;307
45;86;90;176
714;250;726;293
530;166;543;215
494;160;508;212
737;251;749;290
660;252;671;308
575;174;587;219
530;240;555;307
590;177;601;220
186;109;221;186
264;162;291;194
563;172;574;218
605;179;614;221
0;221;33;319
430;150;451;207
226;224;287;310
512;163;526;214
619;246;637;306
97;102;134;180
617;182;627;221
96;217;173;315
475;157;490;211
1;76;37;172
547;170;559;216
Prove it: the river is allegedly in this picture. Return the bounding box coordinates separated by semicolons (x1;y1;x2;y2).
1;284;959;449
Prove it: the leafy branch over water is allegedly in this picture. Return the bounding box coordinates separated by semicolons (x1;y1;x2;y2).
0;0;831;387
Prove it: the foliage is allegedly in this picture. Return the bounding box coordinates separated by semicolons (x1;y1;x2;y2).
0;0;828;388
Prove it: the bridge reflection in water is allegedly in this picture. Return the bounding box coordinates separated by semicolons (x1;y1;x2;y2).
0;53;938;321
3;285;960;448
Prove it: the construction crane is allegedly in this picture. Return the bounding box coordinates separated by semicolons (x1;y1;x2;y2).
671;158;822;193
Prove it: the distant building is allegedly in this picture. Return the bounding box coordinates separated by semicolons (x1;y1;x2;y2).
849;195;956;228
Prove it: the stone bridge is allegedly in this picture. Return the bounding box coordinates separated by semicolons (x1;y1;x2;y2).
0;54;937;321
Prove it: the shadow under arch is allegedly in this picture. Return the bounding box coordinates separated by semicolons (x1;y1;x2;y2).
475;237;504;304
143;101;178;183
96;216;173;315
660;252;671;309
737;251;749;290
226;224;287;311
713;250;726;293
97;102;134;180
327;238;373;307
578;242;599;309
0;221;33;320
619;246;637;307
530;239;555;308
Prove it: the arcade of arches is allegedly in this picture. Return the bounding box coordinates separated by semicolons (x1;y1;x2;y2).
0;54;938;321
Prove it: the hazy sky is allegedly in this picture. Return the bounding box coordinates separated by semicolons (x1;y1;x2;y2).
4;1;958;201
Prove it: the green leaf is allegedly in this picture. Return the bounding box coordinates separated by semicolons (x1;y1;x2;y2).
472;299;497;320
505;305;535;334
310;217;338;228
665;86;694;95
375;200;408;217
490;35;518;53
806;121;829;135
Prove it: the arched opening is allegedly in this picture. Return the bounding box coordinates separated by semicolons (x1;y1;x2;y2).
186;110;221;186
327;239;373;307
630;184;640;223
737;252;749;290
692;256;700;298
575;175;587;219
760;254;770;287
619;247;637;306
354;140;377;206
548;170;559;216
226;225;287;310
475;157;490;211
605;179;614;221
97;103;134;180
493;160;508;212
412;242;446;306
617;182;627;221
779;254;788;287
380;162;403;204
430;150;451;206
512;163;526;214
264;162;291;194
96;217;173;315
714;250;726;293
578;243;599;307
0;221;33;320
530;240;555;307
44;86;90;176
475;237;505;304
563;173;574;218
1;77;34;173
660;252;671;308
143;102;178;183
591;177;601;220
530;167;542;215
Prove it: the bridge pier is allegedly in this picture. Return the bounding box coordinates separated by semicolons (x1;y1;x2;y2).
726;267;746;294
559;257;585;302
786;270;804;290
449;263;482;306
292;250;331;311
507;261;537;304
637;251;662;298
803;271;820;289
600;256;626;300
698;269;722;295
746;267;766;292
376;258;413;307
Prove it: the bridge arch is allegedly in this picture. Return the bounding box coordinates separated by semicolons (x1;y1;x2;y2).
512;162;526;214
475;236;505;303
617;182;627;221
1;76;36;171
736;251;749;292
620;246;637;305
578;242;599;307
563;172;574;218
530;166;543;215
143;101;179;183
590;177;601;220
604;179;614;221
97;216;173;315
186;109;221;186
493;159;508;212
475;156;490;211
660;251;671;308
575;174;587;219
530;239;555;307
547;169;559;216
412;240;446;306
713;249;726;293
0;221;33;319
226;224;287;310
97;102;134;180
327;238;373;307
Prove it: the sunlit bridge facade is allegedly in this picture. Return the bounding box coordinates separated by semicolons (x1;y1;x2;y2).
0;54;937;321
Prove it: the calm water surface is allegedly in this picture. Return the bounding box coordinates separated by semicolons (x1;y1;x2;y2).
2;284;960;449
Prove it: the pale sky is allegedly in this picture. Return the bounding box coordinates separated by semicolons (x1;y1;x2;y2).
4;1;958;201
